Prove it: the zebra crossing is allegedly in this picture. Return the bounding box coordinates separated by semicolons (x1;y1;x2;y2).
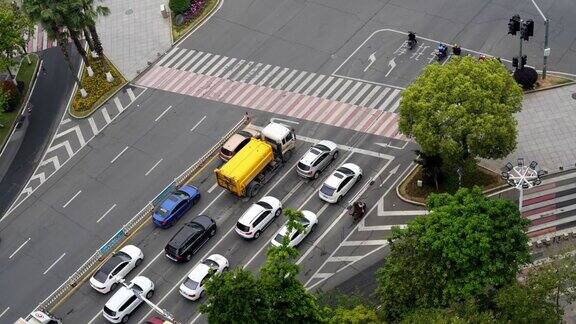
302;210;426;290
5;85;146;216
24;25;67;53
137;47;408;141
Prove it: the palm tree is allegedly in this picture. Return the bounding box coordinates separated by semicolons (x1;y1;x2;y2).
23;0;87;95
62;1;90;66
79;0;110;61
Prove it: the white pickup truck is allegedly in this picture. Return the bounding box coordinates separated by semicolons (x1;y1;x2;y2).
15;311;62;324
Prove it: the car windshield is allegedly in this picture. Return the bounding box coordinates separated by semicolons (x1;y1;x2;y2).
299;217;310;226
314;144;330;152
202;259;219;269
174;190;189;199
184;278;199;290
320;184;336;196
298;162;310;171
333;172;344;179
274;233;285;244
237;130;253;138
337;167;354;175
256;201;272;210
132;283;144;294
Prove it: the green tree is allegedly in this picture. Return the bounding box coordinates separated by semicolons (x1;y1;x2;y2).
0;1;34;80
77;0;110;61
400;303;495;324
328;305;379;324
376;187;530;321
398;56;523;180
169;0;190;15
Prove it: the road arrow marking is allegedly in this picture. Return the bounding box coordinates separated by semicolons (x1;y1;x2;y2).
363;52;377;72
379;164;400;188
385;57;397;77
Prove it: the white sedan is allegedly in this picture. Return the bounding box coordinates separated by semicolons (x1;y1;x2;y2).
271;210;318;247
90;245;144;294
179;254;229;301
318;163;363;203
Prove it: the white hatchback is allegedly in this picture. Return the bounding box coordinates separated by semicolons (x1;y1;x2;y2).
179;254;229;301
90;245;144;294
318;163;363;203
102;276;154;323
235;196;282;239
271;210;318;247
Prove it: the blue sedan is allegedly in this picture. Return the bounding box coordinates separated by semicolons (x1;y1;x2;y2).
153;185;201;228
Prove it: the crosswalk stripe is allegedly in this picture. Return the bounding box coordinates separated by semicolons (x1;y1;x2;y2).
171;49;196;69
231;61;255;81
155;68;179;89
358;85;382;107
147;66;173;87
209;79;233;100
239;62;262;83
251;87;275;108
389;97;401;113
367;88;391;109
173;73;197;93
222;59;246;79
165;69;188;92
179;51;204;71
157;46;180;66
383;118;400;138
378;89;400;110
321;78;343;98
248;64;271;84
256;65;280;86
349;83;372;106
330;79;353;101
302;74;325;95
322;101;347;124
164;48;188;68
189;53;213;73
274;70;298;89
285;71;308;92
205;56;230;76
267;90;293;112
101;107;112;124
293;73;316;93
266;67;289;88
366;111;391;134
203;77;227;100
262;90;286;111
312;76;334;97
127;88;136;101
225;82;251;104
197;54;221;74
376;113;397;136
88;117;99;135
214;57;237;77
355;110;379;132
138;66;161;85
340;107;367;129
114;97;123;113
218;79;244;102
339;82;363;103
191;74;217;97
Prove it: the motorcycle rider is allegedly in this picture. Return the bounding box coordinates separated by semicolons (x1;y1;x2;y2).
452;44;462;56
407;31;417;49
351;201;367;221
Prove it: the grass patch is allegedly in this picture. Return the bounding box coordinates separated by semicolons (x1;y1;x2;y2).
0;54;39;148
172;0;219;42
533;74;574;90
399;165;505;204
71;56;126;118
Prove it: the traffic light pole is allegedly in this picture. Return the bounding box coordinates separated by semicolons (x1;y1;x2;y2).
518;19;523;67
530;0;550;79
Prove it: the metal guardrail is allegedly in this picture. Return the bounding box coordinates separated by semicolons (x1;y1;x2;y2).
34;115;249;313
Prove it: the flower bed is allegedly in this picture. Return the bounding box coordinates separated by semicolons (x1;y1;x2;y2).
172;0;218;41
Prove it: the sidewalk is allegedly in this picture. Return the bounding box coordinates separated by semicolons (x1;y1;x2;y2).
96;0;172;80
482;83;576;174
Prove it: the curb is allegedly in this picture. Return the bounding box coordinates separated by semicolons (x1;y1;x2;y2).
0;54;40;159
524;79;576;94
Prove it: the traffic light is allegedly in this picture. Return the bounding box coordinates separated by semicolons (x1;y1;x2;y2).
521;55;527;68
508;14;521;35
522;19;534;40
512;57;519;68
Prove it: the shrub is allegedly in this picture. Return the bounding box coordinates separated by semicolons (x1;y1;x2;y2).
0;92;9;112
169;0;190;15
0;80;21;112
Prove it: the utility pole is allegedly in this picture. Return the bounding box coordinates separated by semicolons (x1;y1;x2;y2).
530;0;551;79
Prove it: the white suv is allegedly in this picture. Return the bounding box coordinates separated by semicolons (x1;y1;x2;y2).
102;276;154;323
235;196;282;239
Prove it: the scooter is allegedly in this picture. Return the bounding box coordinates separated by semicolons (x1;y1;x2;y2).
435;44;448;61
350;201;367;222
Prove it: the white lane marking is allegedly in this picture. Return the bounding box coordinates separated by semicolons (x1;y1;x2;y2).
156;46;180;66
327;256;362;262
88;117;99;135
256;65;280;86
9;237;31;259
101;107;112;124
311;272;333;279
43;253;66;275
297;135;394;160
358;224;407;231
302;74;325;95
61;118;71;125
54;125;86;146
145;158;163;176
127;88;136;101
190;115;207;132
378;210;427;216
0;307;9;319
207;182;219;194
281;181;304;204
114;97;123;113
154;105;173;122
97;204;117;223
62;190;82;208
110;146;129;164
340;240;390;246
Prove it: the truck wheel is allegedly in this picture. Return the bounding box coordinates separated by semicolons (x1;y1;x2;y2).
248;183;261;197
283;150;293;162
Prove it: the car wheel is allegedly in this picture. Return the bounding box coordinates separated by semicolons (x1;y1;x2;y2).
275;208;282;218
254;231;261;239
311;223;318;232
110;282;118;292
224;266;229;272
313;171;319;179
135;258;143;267
146;290;154;299
332;150;339;160
186;253;192;262
210;227;216;237
336;195;341;203
357;174;363;182
121;315;129;323
193;196;200;205
200;290;205;299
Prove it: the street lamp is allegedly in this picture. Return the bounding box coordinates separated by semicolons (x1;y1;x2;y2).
501;158;544;211
114;277;179;324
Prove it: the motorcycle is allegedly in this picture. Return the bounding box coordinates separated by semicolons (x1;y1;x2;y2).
435;44;448;61
407;32;417;50
350;201;367;222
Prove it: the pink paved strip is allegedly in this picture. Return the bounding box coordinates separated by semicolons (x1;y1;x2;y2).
357;110;381;132
228;83;255;105
296;97;321;119
251;87;276;108
265;91;291;112
522;204;556;218
334;105;359;127
366;111;391;134
525;182;556;195
374;112;396;135
247;87;274;108
523;193;556;207
164;70;188;92
531;214;558;226
151;67;177;89
136;66;158;86
185;73;211;96
203;77;229;100
382;116;400;138
173;74;198;94
280;94;307;116
292;96;316;118
145;66;170;87
528;227;556;238
341;107;368;129
307;99;333;121
219;81;245;103
193;75;220;98
239;84;268;107
231;83;260;106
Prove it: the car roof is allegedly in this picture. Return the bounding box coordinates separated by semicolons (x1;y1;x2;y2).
160;194;182;210
187;263;211;282
238;203;265;225
324;171;346;188
106;286;134;310
222;133;248;151
99;254;128;274
299;148;321;166
277;211;315;236
169;223;203;247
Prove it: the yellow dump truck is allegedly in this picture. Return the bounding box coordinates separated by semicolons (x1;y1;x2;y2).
215;123;296;197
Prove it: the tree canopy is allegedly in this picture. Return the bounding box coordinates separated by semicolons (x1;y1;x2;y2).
376;187;530;321
0;1;34;78
398;56;523;176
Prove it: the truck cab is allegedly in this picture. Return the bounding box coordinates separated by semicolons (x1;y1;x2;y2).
261;123;295;162
15;311;62;324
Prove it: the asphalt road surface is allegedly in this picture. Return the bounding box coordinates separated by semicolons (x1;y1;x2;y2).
2;0;576;322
